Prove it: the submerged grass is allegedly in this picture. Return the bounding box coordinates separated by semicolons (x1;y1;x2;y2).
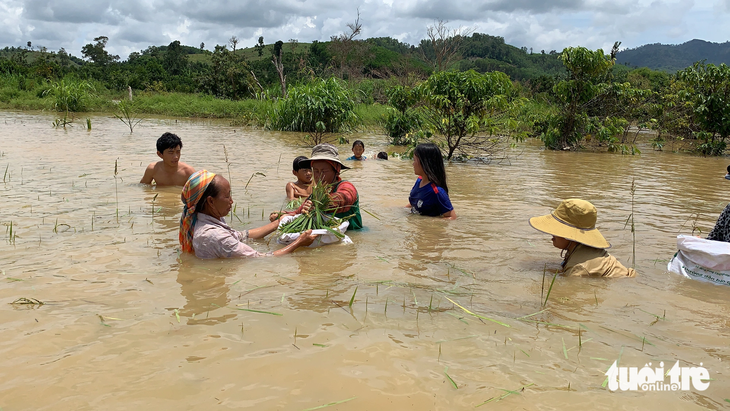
444;367;458;389
348;286;358;308
444;296;510;328
11;297;44;305
475;383;535;407
542;271;559;307
302;397;357;411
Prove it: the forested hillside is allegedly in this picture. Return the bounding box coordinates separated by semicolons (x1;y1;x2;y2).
616;39;730;72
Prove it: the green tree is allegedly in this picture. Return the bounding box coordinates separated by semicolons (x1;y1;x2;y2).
163;40;188;76
254;36;265;57
199;45;254;99
416;69;515;160
675;62;730;155
266;77;359;145
81;36;119;66
382;85;422;144
538;47;614;150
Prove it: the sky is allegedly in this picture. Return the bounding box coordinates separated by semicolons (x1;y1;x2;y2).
0;0;728;60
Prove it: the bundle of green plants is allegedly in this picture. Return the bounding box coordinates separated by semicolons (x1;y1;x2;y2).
285;197;305;210
278;182;350;238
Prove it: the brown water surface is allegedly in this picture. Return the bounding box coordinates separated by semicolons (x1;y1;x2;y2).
1;111;728;410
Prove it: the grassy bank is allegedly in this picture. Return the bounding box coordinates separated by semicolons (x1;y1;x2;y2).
0;81;389;132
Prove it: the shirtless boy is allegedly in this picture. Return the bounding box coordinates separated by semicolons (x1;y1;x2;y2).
140;132;195;186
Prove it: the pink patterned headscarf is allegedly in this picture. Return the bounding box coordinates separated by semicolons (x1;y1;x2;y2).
179;170;216;253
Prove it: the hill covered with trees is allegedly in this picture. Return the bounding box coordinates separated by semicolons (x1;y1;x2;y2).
616;39;730;72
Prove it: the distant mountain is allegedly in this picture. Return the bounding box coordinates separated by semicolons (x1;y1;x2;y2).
616;39;730;72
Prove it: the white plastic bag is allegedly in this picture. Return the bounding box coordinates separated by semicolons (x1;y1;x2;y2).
667;235;730;286
276;214;352;248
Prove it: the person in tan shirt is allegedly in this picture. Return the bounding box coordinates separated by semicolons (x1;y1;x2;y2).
529;199;636;277
140;132;195;186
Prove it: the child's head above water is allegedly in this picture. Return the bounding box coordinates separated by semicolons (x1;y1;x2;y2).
292;156;312;184
293;156;309;171
377;151;388;160
351;140;365;159
156;132;182;154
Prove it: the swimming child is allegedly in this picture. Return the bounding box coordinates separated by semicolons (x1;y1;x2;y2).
377;151;388;160
407;143;456;219
346;140;367;160
286;156;313;200
140;132;195;186
529;199;637;277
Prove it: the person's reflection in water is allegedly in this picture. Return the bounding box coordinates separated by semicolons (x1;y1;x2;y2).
398;220;452;281
142;185;184;248
176;256;237;325
284;248;358;313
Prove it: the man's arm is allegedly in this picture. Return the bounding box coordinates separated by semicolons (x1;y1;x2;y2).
329;181;357;213
140;163;155;184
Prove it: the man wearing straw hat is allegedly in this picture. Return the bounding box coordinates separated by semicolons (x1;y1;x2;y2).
296;143;363;230
529;199;636;277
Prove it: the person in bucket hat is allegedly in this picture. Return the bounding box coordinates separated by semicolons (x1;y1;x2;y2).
529;199;636;277
294;143;363;229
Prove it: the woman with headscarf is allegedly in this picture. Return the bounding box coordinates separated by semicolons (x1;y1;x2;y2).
180;170;316;259
529;199;637;277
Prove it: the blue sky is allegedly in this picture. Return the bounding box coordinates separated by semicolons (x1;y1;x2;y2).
0;0;727;59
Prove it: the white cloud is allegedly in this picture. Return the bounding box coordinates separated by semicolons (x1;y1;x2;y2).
0;0;727;60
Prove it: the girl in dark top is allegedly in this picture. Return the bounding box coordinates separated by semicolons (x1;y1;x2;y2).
407;143;456;219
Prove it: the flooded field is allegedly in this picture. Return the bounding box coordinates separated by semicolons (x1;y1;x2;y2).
0;111;728;410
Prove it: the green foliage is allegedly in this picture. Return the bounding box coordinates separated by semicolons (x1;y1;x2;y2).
199;45;255;99
616;39;730;72
538;47;625;151
114;100;144;132
81;36;119;66
278;181;348;237
266;77;359;145
382;85;422;143
43;78;95;113
695;131;727;155
416;69;515;159
675;62;730;155
162;40;189;76
383;109;423;144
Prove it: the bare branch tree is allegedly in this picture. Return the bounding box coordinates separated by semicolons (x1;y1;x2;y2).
329;8;366;78
422;20;474;71
229;36;239;52
271;40;287;98
344;9;362;42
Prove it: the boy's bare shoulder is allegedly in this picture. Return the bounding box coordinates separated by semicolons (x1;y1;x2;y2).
140;161;163;184
179;161;195;176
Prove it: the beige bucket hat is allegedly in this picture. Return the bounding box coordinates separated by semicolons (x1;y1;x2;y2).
299;143;350;170
529;199;611;249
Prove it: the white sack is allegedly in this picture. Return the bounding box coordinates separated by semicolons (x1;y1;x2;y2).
667;235;730;286
276;214;352;248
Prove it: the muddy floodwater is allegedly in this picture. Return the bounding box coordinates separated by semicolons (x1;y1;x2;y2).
1;111;728;410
